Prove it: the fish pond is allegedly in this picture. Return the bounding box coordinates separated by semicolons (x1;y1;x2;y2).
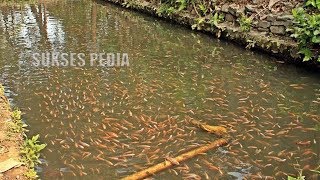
0;0;319;179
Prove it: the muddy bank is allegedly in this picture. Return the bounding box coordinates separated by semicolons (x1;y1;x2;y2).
0;85;26;179
101;0;320;69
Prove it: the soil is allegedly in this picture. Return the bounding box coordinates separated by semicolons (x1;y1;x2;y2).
0;89;26;180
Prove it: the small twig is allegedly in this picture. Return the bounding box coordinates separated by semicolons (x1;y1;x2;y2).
192;2;200;17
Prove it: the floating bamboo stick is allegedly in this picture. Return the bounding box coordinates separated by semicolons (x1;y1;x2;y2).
121;138;229;180
190;120;228;136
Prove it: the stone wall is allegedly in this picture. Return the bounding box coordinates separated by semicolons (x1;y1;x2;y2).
219;4;293;36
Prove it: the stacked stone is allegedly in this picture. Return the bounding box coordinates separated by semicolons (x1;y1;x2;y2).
218;4;294;36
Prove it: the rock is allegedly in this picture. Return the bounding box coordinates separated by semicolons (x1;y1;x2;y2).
282;2;294;9
268;0;281;9
260;15;268;20
252;0;264;5
225;13;235;22
270;26;286;35
277;15;294;21
266;14;276;21
245;5;256;13
236;8;244;17
252;0;258;4
228;4;239;16
221;4;229;13
252;21;258;27
258;20;271;29
272;20;292;27
0;158;23;173
258;28;270;33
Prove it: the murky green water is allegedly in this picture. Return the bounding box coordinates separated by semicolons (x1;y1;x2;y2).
0;0;319;179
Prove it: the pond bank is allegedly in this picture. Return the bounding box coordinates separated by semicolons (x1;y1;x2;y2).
101;0;320;69
0;85;26;179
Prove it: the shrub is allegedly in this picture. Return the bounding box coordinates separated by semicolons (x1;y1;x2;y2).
305;0;320;9
290;7;320;61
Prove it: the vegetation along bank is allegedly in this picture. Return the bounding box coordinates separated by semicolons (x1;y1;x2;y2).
102;0;320;68
0;84;46;179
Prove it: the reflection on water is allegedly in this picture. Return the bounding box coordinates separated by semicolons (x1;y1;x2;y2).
0;0;319;179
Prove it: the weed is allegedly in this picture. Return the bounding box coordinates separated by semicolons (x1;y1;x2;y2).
191;17;205;30
25;169;38;179
9;109;27;133
176;0;190;11
157;3;176;15
21;134;46;168
209;12;224;27
238;14;252;32
198;4;208;16
12;109;22;120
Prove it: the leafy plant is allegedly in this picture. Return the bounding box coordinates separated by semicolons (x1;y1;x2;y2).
289;7;320;61
176;0;189;11
209;12;224;27
12;109;22;120
192;17;205;30
21;134;46;168
25;169;38;179
157;3;176;15
306;0;320;9
9;109;27;133
198;4;208;16
238;14;252;32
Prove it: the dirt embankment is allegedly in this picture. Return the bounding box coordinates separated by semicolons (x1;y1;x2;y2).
0;85;26;180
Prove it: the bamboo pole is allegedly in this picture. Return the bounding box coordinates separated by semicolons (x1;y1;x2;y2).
190;120;227;136
122;138;229;180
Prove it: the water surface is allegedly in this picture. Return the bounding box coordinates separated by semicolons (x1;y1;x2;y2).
0;0;319;179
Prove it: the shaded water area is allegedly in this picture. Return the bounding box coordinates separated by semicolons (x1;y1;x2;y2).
0;0;319;179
